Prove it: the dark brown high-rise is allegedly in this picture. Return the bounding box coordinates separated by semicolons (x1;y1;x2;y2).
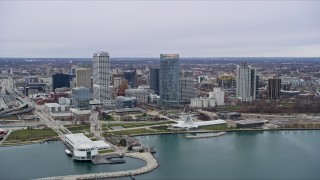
268;78;281;99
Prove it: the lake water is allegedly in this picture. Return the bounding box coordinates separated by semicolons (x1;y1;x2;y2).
0;141;145;180
135;130;320;180
1;130;320;180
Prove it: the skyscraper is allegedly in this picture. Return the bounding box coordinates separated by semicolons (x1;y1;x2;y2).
150;68;160;95
236;63;257;102
52;73;70;92
160;54;180;107
180;77;196;104
76;68;91;90
93;51;111;104
268;78;281;99
123;70;136;88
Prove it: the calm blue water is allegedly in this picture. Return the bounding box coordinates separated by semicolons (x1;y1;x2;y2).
135;131;320;180
0;141;145;180
1;131;320;180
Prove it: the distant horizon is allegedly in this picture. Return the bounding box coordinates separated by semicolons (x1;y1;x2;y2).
1;56;320;60
1;1;319;57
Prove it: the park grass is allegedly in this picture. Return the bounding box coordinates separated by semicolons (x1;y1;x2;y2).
98;149;114;154
111;128;156;135
65;124;90;133
104;121;175;129
6;128;58;142
149;125;170;131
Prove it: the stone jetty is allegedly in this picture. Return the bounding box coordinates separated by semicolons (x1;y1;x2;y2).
37;152;158;180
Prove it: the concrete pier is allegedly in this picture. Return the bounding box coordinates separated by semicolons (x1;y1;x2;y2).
37;152;158;180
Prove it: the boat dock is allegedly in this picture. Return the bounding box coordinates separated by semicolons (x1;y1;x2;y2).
37;152;159;180
92;154;125;165
185;132;227;139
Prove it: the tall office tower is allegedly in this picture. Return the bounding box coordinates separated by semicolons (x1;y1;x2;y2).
76;68;91;90
93;51;111;104
236;63;257;102
150;68;160;95
72;87;90;109
52;73;70;92
268;78;281;99
123;70;136;88
180;77;196;104
160;54;180;107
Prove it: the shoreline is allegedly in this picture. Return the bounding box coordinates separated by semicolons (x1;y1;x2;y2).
0;137;60;147
132;128;320;137
1;128;320;147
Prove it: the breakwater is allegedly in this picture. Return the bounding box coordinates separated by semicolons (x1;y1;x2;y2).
37;152;158;180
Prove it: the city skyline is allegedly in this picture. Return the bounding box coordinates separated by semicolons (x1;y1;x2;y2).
1;1;320;58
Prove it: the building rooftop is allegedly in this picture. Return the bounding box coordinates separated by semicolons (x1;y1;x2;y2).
65;133;110;149
44;103;62;107
236;119;268;125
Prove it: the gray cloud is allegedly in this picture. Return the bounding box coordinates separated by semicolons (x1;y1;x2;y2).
0;1;319;58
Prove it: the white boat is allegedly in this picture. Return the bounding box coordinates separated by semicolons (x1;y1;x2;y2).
65;149;72;156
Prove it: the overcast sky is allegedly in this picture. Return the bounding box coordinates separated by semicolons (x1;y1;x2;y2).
0;1;319;58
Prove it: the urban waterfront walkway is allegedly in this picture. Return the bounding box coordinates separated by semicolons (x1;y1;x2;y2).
37;152;158;180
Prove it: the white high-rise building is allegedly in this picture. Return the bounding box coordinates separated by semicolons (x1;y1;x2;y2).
236;63;257;102
209;87;225;106
76;68;91;90
93;52;111;104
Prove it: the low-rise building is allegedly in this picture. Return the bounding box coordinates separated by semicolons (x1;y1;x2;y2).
190;97;215;108
64;133;110;161
114;96;137;109
125;89;149;103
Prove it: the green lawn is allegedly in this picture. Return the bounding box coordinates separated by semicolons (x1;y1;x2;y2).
6;128;58;141
65;125;90;133
199;124;232;131
111;128;156;135
98;149;114;154
104;121;174;129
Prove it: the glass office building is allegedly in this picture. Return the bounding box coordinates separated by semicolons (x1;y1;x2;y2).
159;54;180;107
